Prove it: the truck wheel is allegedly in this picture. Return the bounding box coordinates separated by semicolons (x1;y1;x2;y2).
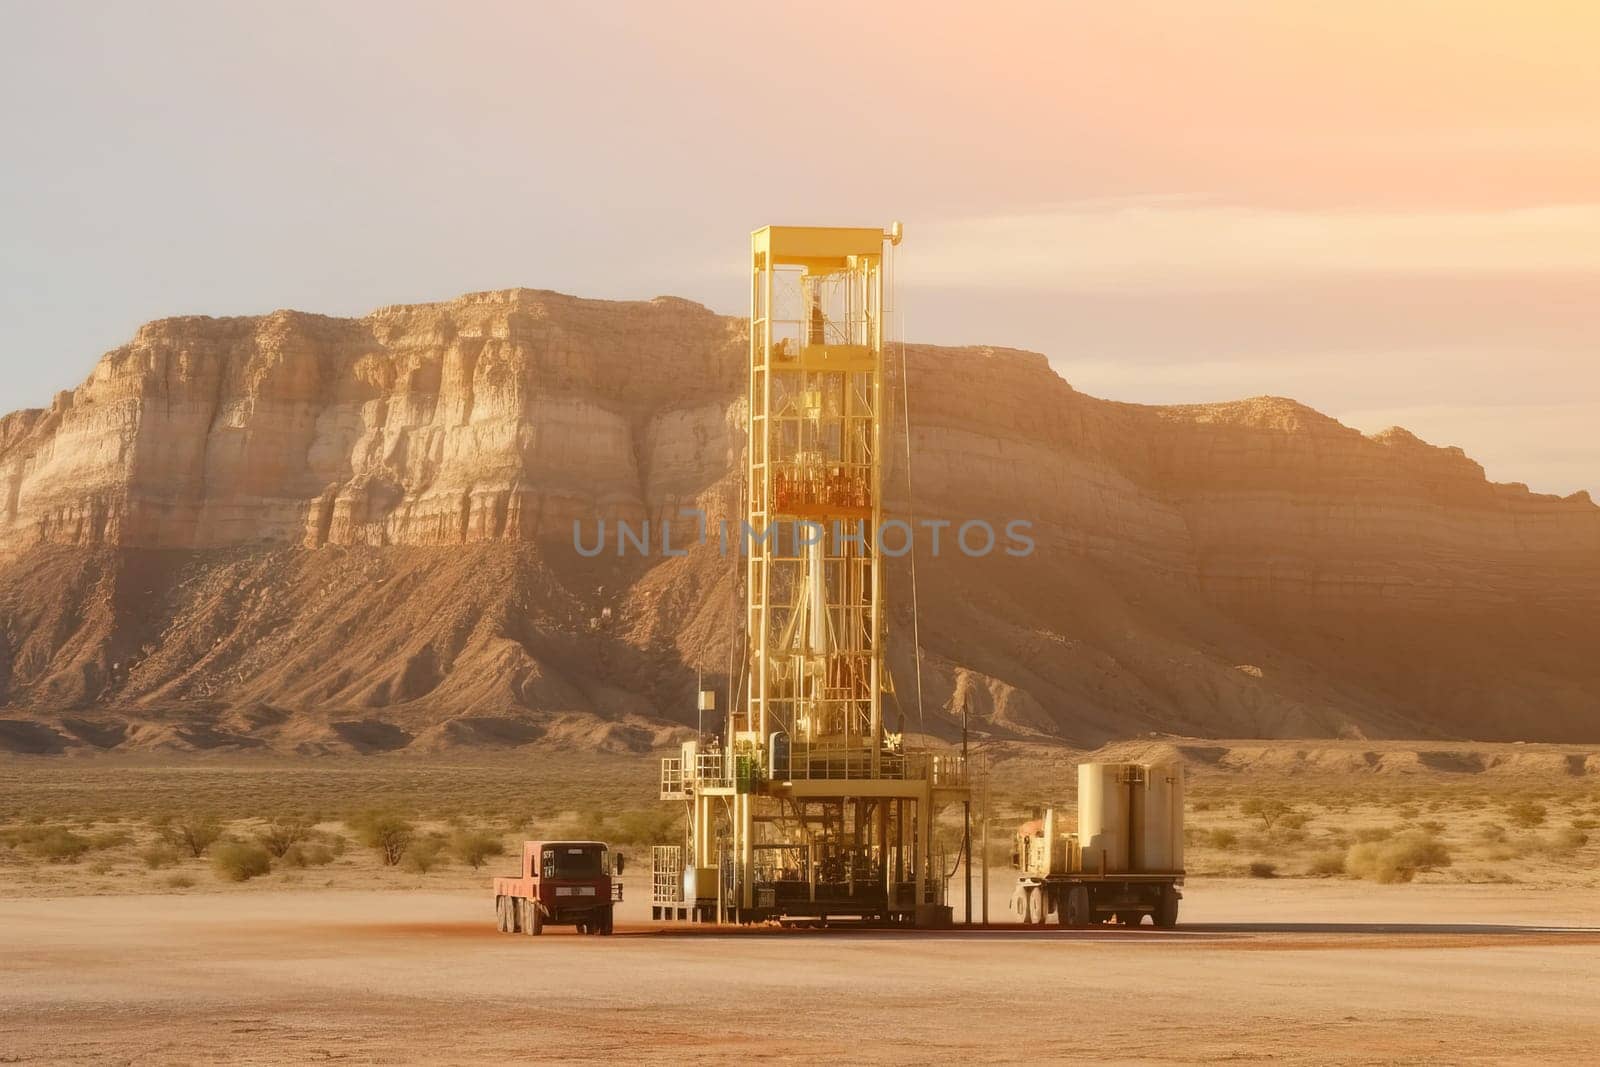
1064;886;1090;928
1025;886;1044;925
1154;886;1179;928
527;900;543;936
600;907;614;935
495;895;506;933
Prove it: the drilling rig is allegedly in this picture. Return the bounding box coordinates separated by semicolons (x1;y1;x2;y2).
652;224;970;926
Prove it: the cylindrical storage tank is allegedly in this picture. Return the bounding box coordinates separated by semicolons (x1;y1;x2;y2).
1077;763;1137;874
1133;762;1184;872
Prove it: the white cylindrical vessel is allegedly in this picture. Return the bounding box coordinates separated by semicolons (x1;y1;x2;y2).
1134;762;1184;872
1077;763;1137;874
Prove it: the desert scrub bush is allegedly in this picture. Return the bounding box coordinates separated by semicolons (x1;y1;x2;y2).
1207;828;1239;850
1353;826;1395;844
281;842;336;868
1276;811;1311;831
1247;861;1277;878
88;829;133;850
1475;823;1509;844
88;858;116;875
449;830;506;870
155;814;224;857
211;841;272;882
609;809;682;845
498;808;537;834
1506;800;1547;829
1240;797;1292;830
140;844;182;870
255;818;314;859
349;811;415;866
1571;817;1598;831
1417;819;1446;835
1546;827;1590;853
21;827;92;864
403;836;447;874
1190;800;1212;813
165;873;196;889
1306;850;1346;877
568;808;682;847
1344;831;1451;884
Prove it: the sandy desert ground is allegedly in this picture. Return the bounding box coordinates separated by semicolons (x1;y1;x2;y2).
3;747;1598;1063
3;879;1600;1065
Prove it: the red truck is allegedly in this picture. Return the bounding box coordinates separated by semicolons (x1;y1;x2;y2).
494;840;624;936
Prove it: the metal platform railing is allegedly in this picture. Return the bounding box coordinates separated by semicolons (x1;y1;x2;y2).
664;747;969;793
651;846;684;905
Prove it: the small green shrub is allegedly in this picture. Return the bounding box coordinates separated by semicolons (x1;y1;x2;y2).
1345;831;1451;884
1547;827;1590;853
281;842;336;868
1240;797;1292;831
156;814;224;858
1208;828;1239;850
403;837;446;874
140;844;181;870
211;841;272;882
25;827;92;864
349;811;415;866
1506;800;1547;829
255;818;314;859
1306;850;1346;877
449;830;506;870
608;809;682;846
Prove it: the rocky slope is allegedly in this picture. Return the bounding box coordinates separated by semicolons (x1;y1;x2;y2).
1;288;1597;754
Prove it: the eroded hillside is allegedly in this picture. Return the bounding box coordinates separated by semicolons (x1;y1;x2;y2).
1;289;1596;753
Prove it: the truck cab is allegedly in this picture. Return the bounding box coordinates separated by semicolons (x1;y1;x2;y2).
494;840;624;936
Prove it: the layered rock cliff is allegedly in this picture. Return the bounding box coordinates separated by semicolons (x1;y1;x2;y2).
1;288;1596;753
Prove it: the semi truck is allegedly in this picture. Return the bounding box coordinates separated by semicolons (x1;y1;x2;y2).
493;840;624;936
1012;762;1184;928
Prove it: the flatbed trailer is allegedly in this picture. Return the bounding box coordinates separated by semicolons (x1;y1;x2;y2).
1014;869;1182;927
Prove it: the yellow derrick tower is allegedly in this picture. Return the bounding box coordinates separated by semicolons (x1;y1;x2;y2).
654;224;971;926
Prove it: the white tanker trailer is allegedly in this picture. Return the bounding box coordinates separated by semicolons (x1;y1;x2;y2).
1011;762;1185;927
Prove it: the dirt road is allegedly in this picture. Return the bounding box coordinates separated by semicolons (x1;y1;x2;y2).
3;881;1598;1064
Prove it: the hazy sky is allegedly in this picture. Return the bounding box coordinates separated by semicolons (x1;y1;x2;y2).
3;2;1596;494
